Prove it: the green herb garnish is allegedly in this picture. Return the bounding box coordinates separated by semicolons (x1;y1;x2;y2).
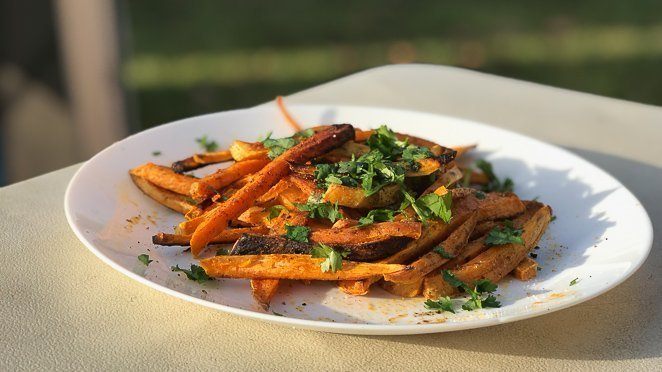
171;264;212;283
151;151;161;156
401;187;452;224
138;254;152;266
284;225;310;243
295;195;343;223
310;243;349;273
262;134;298;159
570;277;580;286
261;129;313;159
485;221;523;246
267;205;286;221
433;245;454;259
358;209;395;227
424;297;455;313
196;135;219;152
216;247;229;256
475;159;514;193
441;270;501;311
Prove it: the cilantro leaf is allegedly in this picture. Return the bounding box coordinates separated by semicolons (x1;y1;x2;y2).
475;159;514;193
441;270;501;311
424;297;455;313
137;254;152;266
196;135;219;152
296;128;314;138
295;196;343;223
284;225;310;243
310;243;349;273
570;277;580;286
402;144;433;162
267;205;286;221
485;222;523;246
262;134;298;159
366;125;403;158
482;295;501;308
358;209;395;227
474;278;498;293
441;270;465;288
433;245;454;259
401;187;453;224
171;264;212;283
260;129;313;159
151;151;161;156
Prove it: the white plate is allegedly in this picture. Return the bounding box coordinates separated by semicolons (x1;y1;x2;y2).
64;103;653;335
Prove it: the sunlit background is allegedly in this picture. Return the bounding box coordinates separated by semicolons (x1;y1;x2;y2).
2;0;662;185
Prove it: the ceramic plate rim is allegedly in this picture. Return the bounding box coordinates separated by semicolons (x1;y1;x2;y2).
64;103;654;335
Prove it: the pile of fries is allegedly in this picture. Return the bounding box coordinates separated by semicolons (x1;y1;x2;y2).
129;99;552;310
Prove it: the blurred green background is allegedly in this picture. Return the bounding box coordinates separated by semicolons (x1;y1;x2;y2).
123;0;662;129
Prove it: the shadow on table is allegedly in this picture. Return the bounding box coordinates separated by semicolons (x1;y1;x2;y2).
361;148;661;361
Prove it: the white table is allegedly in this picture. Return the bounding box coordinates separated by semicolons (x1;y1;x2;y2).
2;64;660;370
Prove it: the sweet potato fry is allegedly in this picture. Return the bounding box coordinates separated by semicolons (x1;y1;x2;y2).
354;129;374;142
130;163;197;196
323;183;401;209
129;174;200;215
513;257;538;281
471;220;498;240
452;144;477;159
423;201;551;299
190;158;270;201
199;254;404;280
256;178;294;204
251;279;280;309
381;279;423;297
171;150;233;173
383;213;478;284
190;124;355;256
338;190;525;295
311;221;421;245
229;140;269;161
152;226;269;246
276;96;302;132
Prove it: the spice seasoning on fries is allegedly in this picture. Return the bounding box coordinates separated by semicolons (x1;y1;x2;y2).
129;99;552;311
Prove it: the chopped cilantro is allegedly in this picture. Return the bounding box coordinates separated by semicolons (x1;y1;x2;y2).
442;270;465;288
550;215;557;222
261;129;313;159
137;254;152;266
475;191;486;200
171;264;212;283
262;134;298;159
433;245;454;259
151;151;161;156
313;125;433;197
570;277;580;286
196;135;219;152
485;221;523;246
296;128;315;138
424;297;455;313
284;225;310;243
441;270;501;311
475;159;514;192
401;187;452;224
310;243;349;273
216;247;229;256
267;205;286;221
358;209;395;227
295;196;343;223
